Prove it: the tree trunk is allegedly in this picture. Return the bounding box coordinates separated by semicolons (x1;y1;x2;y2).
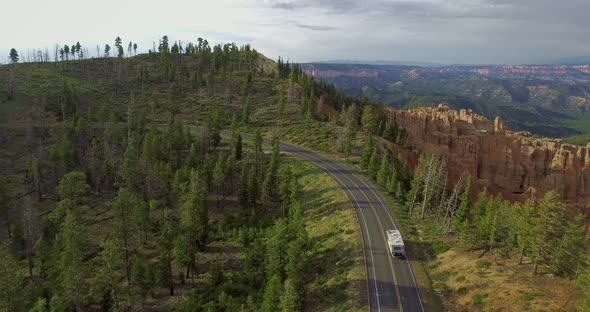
519;248;524;265
6;220;11;239
36;182;42;202
168;255;174;296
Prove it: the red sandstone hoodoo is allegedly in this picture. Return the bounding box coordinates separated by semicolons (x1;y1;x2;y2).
384;104;590;211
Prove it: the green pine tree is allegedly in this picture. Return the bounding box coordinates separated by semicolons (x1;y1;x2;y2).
376;153;390;187
367;147;379;179
360;135;375;170
262;274;283;312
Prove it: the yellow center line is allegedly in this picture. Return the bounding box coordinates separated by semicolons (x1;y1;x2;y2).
338;172;404;312
307;154;404;311
283;146;404;311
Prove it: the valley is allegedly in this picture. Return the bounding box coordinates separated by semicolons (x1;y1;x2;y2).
302;63;590;139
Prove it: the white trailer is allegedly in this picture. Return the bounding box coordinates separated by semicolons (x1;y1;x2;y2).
387;230;405;258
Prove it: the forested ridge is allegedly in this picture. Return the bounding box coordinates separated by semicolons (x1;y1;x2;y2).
0;36;369;312
2;35;590;311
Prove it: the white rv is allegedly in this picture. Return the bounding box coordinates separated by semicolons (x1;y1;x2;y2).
387;230;405;258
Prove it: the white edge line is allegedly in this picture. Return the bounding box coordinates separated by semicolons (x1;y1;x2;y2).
288;149;382;312
354;174;426;312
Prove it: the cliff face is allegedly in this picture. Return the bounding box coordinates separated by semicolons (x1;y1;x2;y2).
385;104;590;209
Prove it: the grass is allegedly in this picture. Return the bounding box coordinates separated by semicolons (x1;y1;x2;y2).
563;111;590;134
472;293;487;306
282;156;367;312
476;259;492;270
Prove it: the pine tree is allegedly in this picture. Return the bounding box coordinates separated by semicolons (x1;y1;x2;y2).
0;246;24;312
577;263;590;310
202;153;215;191
232;132;243;160
280;278;301;312
187;143;198;169
176;179;207;282
157;211;176;296
57;171;90;204
114;188;139;282
9;48;19;63
89;138;105;193
360;135;375;170
530;191;568;274
119;143;144;194
0;176;13;238
247;164;258;204
515;200;536;265
278;87;287;123
361;105;377;135
368;147;379;179
343;117;356;156
132;198;149;243
454;176;471;245
131;254;151;308
376;153;390;187
262;274;283;312
238;162;249;208
57;210;88;311
59;130;77;171
266;219;289;280
207;108;222;149
243;96;252;123
254;129;263;175
29;298;48;312
386;165;398;194
395;181;403;200
473;191;489;243
551;213;586;277
285;235;306;288
213;153;226;208
90;239;123;311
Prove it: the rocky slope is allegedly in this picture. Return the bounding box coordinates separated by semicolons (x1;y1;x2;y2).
385;104;590;209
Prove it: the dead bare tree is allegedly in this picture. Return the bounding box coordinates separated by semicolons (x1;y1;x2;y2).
443;174;466;234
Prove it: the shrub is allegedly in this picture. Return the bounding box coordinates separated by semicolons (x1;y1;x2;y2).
476;259;492;269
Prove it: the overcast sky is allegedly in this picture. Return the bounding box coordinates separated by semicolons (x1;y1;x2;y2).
2;0;590;64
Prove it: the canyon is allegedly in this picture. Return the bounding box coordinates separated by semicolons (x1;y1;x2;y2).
384;104;590;210
303;63;590;138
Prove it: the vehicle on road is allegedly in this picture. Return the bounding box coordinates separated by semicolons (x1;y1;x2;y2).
387;229;405;258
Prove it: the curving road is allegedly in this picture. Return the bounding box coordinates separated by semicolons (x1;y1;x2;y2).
281;142;425;312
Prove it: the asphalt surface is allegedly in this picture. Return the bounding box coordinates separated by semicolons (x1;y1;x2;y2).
281;142;425;312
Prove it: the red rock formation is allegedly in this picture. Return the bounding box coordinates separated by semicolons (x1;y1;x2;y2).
384;104;590;210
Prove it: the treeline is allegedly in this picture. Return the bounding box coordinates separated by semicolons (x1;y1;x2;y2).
390;152;590;308
0;97;315;311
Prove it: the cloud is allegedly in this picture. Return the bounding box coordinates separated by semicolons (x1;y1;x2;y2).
295;24;337;31
2;0;590;64
271;2;295;10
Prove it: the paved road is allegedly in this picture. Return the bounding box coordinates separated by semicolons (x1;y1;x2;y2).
281;142;425;312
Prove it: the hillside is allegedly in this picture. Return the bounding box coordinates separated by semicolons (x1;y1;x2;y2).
1;36;590;312
302;63;590;139
0;39;369;312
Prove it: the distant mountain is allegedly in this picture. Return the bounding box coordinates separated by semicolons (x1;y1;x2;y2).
543;56;590;66
309;59;446;67
302;63;590;138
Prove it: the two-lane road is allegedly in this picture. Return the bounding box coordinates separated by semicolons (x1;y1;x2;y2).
281;142;425;312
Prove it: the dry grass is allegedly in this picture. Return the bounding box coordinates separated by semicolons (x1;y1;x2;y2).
430;249;580;311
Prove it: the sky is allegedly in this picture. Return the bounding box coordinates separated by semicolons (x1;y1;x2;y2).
2;0;590;65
